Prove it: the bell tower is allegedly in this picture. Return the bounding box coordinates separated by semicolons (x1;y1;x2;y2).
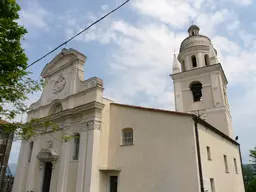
171;25;233;138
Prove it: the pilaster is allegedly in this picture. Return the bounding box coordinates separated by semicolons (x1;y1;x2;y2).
75;125;88;192
84;119;102;192
25;138;41;191
56;130;71;192
12;141;30;192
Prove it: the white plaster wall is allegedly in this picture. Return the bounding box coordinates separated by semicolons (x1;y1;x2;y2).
180;74;214;112
99;98;113;169
179;49;209;71
107;104;200;192
198;123;245;192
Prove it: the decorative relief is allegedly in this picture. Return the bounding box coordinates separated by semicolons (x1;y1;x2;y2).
47;141;53;149
53;74;66;94
90;80;96;87
51;103;63;114
81;120;102;132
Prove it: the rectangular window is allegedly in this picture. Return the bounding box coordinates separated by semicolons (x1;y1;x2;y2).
122;129;133;145
210;178;215;192
224;155;229;173
110;176;118;192
234;158;238;174
207;146;211;160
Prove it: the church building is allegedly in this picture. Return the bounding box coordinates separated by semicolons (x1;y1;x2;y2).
12;25;245;192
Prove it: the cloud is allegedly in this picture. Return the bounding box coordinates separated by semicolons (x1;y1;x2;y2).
101;4;109;11
196;9;237;36
18;1;51;30
227;20;240;31
103;20;186;109
132;0;198;28
229;0;252;5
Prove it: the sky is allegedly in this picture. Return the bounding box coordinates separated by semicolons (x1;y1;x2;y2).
8;0;256;165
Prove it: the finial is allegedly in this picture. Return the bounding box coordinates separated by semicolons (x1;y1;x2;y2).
173;32;177;54
172;53;181;74
209;43;219;65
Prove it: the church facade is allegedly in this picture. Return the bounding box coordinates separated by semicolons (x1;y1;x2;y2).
12;25;245;192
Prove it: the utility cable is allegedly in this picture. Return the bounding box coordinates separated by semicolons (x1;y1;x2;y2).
26;0;131;69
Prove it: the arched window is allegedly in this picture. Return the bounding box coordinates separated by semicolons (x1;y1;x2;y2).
192;31;195;36
204;54;210;66
191;55;197;68
28;141;34;163
73;133;80;160
182;60;186;72
122;128;133;145
190;81;203;102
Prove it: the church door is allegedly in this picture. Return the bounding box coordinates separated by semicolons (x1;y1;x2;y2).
42;162;52;192
109;176;118;192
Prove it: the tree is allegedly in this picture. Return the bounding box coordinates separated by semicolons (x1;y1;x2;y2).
244;147;256;192
0;0;43;138
246;177;256;192
249;147;256;173
244;164;255;186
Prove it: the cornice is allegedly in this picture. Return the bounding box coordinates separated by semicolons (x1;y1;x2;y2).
178;45;210;60
38;101;105;122
170;64;228;84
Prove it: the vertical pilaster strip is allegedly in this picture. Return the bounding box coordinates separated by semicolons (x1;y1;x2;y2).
57;131;71;192
84;120;101;192
75;125;87;192
174;82;183;112
12;141;29;192
25;139;40;191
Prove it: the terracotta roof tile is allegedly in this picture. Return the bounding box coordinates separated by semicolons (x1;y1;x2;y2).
0;120;10;124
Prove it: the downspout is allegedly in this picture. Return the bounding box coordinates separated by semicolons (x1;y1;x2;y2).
194;117;204;192
238;145;246;192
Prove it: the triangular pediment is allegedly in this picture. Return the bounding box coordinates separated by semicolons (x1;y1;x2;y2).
41;48;86;77
37;148;59;162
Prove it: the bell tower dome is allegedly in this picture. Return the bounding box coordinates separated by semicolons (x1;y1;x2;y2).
171;25;233;138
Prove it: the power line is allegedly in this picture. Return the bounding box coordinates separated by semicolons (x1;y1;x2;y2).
26;0;131;69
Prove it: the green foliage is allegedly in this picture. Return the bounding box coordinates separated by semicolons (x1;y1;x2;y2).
249;147;256;172
246;177;256;192
0;0;44;139
244;164;255;186
244;147;256;192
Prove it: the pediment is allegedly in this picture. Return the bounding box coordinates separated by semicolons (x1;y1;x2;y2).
41;48;86;78
37;148;59;162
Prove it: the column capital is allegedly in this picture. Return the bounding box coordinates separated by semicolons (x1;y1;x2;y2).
81;120;101;132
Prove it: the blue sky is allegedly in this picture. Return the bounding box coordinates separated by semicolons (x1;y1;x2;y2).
9;0;256;165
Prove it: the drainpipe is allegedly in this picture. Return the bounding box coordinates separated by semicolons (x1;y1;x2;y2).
238;145;246;192
194;117;204;192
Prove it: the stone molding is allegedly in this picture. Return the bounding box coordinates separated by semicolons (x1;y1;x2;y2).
178;45;210;60
81;120;102;132
171;64;228;85
32;102;104;122
29;77;103;111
